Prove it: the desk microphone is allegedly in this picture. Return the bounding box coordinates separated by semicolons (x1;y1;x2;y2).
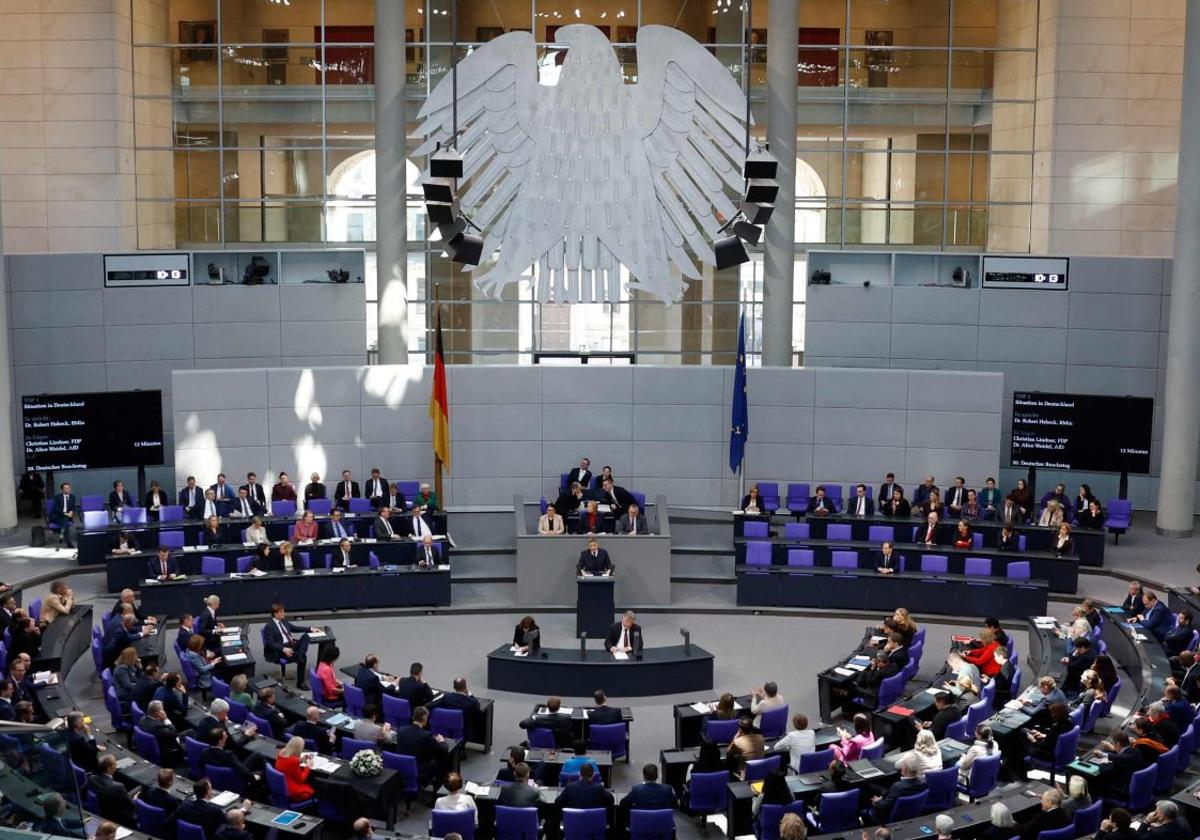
680;627;691;654
579;631;587;660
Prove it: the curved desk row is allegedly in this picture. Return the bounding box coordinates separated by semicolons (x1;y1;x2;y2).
761;513;1106;567
486;644;714;697
735;566;1049;619
1100;604;1170;704
137;566;451;617
734;536;1078;593
104;539;439;592
77;510;449;566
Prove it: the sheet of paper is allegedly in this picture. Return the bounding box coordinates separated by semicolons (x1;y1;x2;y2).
690;702;711;713
539;707;574;715
464;782;492;797
249;568;267;577
833;667;855;676
612;651;629;660
211;791;239;807
845;663;866;672
223;653;248;664
513;650;529;657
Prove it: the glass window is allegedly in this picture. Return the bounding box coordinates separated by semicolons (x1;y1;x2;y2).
847;48;949;96
218;0;322;45
849;0;949;47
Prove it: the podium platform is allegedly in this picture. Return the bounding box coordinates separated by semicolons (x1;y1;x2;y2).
577;576;614;638
513;495;672;606
487;643;714;696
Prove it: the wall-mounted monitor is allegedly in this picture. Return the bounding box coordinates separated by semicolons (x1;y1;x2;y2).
1010;391;1152;474
104;253;190;287
982;256;1069;290
22;391;165;471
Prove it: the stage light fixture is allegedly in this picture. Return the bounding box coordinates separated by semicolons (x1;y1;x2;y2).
430;147;464;179
714;235;749;269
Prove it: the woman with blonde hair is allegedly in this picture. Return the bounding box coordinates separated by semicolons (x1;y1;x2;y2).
908;728;942;777
275;736;314;801
1039;499;1064;528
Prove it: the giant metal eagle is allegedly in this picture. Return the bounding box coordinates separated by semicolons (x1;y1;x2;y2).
415;24;751;304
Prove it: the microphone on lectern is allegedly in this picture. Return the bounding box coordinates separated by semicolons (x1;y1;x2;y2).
579;630;587;659
680;626;691;654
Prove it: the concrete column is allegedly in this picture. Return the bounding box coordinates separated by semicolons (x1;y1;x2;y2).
374;0;409;364
1155;4;1200;536
761;0;798;367
0;186;18;535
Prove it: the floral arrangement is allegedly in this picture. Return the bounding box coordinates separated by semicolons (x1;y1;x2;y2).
349;748;382;777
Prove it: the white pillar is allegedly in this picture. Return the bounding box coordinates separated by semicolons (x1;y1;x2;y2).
1156;2;1200;536
0;184;17;535
761;0;798;367
374;0;409;364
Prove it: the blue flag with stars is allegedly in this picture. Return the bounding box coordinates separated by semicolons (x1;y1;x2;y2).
730;312;749;473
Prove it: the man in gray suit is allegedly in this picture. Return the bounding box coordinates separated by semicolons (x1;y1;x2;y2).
616;502;649;535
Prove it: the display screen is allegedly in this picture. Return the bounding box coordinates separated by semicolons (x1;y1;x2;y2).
22;391;164;471
103;253;190;287
1010;391;1153;474
982;256;1069;290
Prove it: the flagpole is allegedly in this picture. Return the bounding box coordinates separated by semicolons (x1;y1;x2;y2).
433;284;445;507
738;293;746;504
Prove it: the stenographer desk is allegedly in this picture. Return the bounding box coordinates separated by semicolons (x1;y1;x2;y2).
734;536;1079;593
104;538;443;592
1101;605;1170;702
137;566;451;616
736;566;1049;619
77;509;449;567
487;644;713;697
793;513;1106;567
513;495;672;606
30;604;92;720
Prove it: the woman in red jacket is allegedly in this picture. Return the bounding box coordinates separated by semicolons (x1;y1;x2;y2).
961;628;1001;677
275;737;315;801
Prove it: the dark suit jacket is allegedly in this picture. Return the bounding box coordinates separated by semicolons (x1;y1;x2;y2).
229;497;265;518
50;493;77;525
141;786;179;819
874;777;927;823
588;705;623;725
172;797;227;839
573;512;611;535
148;555;178;578
615;513;649;535
621;782;677;810
930;706;961;740
520;711;575;747
881;498;911;518
178;486;203;517
603;485;635;513
872;550;902;572
154;686;189;729
997;531;1019;551
395;676;434;708
68;729;99;773
196;608;222;649
292;720;334;755
334;481;361;506
845;495;874;516
253;701;287;739
202;745;255;782
109;532;140;553
1165;624;1193;657
877;483;902;505
365;477;389;503
102;626;139;667
554;491;583;515
439;692;480;713
131;676;160;712
262;619;306;664
88;774;136;826
913;484;938;506
557;780;614;808
401;514;435;538
577;549;612;575
140;715;182;758
806;496;834;515
210;483;236;502
354;666;386;708
604;621;643;653
240;483;267;506
1018;808;1071;840
304;482;327;502
1063;650;1097;692
497;783;542;807
108;490;134;510
945;486;968;511
918;523;942;545
391;724;449;778
567;468;592;489
1142;602;1174;642
1135;820;1191;840
199;526;225;546
373;516;400;540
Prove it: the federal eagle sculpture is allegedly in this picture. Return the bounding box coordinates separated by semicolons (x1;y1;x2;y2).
415;24;752;305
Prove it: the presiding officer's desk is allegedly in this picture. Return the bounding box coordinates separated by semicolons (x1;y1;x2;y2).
77;508;449;567
734;535;1080;593
783;512;1106;567
105;538;446;592
513;495;672;606
735;565;1049;619
137;565;451;616
487;643;714;697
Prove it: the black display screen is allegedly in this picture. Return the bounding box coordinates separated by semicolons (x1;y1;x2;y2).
1010;391;1153;474
22;391;165;471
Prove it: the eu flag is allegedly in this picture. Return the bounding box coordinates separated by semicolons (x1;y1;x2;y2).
730;312;749;473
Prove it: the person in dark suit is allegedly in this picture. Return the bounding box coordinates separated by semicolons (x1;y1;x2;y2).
1135;802;1191;840
102;613;141;669
881;489;910;518
600;478;634;516
577;539;613;576
620;763;677;811
199;513;224;546
401;507;436;539
108;480;134;517
67;712;101;773
574;501;609;535
616;503;649;535
148;546;178;581
384;483;407;512
1016;789;1071;840
391;706;450;787
303;473;327;507
997;525;1019;551
365;469;389;508
1176;653;1200;703
519;696;575;747
1122;581;1146;616
605;611;643;654
354;654;390;708
589;690;623;725
107;530;139;556
1061;637;1097;693
228;488;264;519
140;772;180;825
848;484;875;517
512;616;540;653
1137;592;1174;643
171;779;228;840
0;680;16;721
178;477;203;520
50;482;78;548
139;700;185;766
333;470;360;510
209;474;236;503
567;458;593;491
913;476;938;507
927;693;961;740
554;483;585;517
292;706;334;755
877;474;901;508
262;603;315;689
918;511;942;545
196;595;224;651
1165;611;1194;657
216;809;254;840
990;648;1015;705
202;729;260;790
36;793;73;838
88;755;137;826
945;477;968;518
556;763;614;808
130;664;161;714
153;672;191;731
872;541;901;575
373;506;402;540
806;486;834;516
439;677;480;713
869;755;927;824
395;662;435;707
497;763;541;806
240;473;267;509
1095;809;1137;840
253;687;288;740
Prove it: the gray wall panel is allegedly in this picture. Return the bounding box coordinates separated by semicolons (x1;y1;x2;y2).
1067;293;1161;331
748;405;815;443
105;324;193;360
359;366;432;407
175;446;270;486
280;285;366;322
744;442;814;481
268;443;364;484
633;403;723;442
540;404;633;442
813;407;907;447
979;290;1069;327
633;367;723;404
11;290;102;327
891;288;980;325
191;286;282;324
891;324;978;359
977;326;1067;363
454;441;541;478
268;405;361;444
7;253;101;291
106;360;191;395
747;367;816;406
906;371;1002;413
1065;365;1158;397
14;362;107;395
192;323;281;360
1069;256;1164;294
449;367;540;405
812;445;907;485
1066;330;1160;367
102;287;194;325
174;370;267;411
358;443;434;481
906;410;1002;450
904;448;999;486
805;321;892;359
12;326;103;364
193;358;284;370
452;404;542;441
815;369;908;408
178;409;269;448
360;406;432;442
299;321;367;357
542;366;633;403
268;368;362;408
807;285;894;322
631;441;725;479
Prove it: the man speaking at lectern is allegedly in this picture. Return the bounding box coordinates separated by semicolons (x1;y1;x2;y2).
577;539;613;576
606;611;643;655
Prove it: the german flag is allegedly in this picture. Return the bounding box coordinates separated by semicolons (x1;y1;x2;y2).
429;306;450;471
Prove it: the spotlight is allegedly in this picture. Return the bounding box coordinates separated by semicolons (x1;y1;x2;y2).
743;148;778;180
746;179;779;204
426;200;459;226
430;147;464;179
445;224;484;266
741;201;774;225
714;235;749;269
733;219;762;245
422;178;455;204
